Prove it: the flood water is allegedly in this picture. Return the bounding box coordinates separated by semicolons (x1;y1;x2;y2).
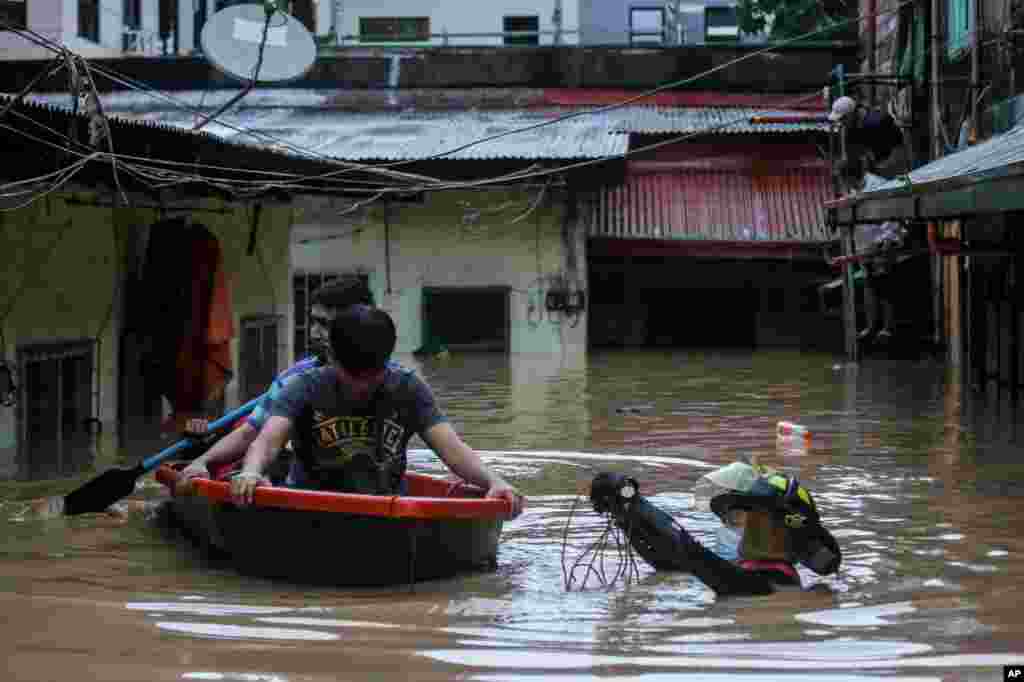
2;349;1023;681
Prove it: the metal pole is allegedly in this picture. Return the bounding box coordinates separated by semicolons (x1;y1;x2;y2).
970;0;980;129
842;225;859;362
553;0;563;45
333;0;341;46
384;206;392;296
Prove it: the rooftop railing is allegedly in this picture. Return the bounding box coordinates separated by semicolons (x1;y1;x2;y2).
331;29;581;47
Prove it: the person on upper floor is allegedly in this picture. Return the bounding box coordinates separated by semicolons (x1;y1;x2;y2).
829;95;905;173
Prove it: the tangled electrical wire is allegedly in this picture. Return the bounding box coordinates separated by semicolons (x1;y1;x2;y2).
560;491;642;592
0;0;921;214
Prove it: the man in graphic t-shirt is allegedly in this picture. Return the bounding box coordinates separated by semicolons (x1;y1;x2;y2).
231;305;524;518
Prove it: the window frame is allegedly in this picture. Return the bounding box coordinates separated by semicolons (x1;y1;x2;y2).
422;286;511;353
629;6;666;46
16;339;96;480
358;16;431;43
239;315;282;402
704;5;740;43
503;15;540;46
0;0;27;29
79;0;101;42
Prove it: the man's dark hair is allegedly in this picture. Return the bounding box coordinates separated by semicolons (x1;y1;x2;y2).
329;304;396;375
311;275;374;310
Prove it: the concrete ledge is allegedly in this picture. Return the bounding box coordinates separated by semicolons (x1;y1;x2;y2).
0;44;858;93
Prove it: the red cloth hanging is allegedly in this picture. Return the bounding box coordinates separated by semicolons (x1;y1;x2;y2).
141;219;235;434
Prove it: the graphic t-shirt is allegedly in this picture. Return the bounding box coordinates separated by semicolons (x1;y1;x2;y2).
266;364;446;494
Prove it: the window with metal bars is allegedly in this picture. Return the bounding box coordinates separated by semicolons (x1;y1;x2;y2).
17;340;95;480
292;272;370;362
241;316;281;402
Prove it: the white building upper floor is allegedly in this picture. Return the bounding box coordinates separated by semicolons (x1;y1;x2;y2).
0;0;760;61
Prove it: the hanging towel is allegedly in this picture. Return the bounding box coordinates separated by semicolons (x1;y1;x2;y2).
139;218;235;433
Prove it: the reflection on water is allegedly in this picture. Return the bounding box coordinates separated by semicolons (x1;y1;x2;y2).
2;349;1024;680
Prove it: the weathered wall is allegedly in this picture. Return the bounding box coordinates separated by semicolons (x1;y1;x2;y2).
0;0;124;59
292;189;587;356
1;45;859;92
0;192;294;480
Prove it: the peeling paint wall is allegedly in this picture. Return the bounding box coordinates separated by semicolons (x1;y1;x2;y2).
292;189;587;357
0;192;294;480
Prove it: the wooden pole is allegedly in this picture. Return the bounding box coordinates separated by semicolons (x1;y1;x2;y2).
842;224;859;362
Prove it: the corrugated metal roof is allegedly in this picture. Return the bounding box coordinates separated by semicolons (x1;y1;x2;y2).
604;106;829;134
588;168;833;243
0;93;394;199
854;122;1024;196
27;90;626;160
26;89;824;162
542;89;828;111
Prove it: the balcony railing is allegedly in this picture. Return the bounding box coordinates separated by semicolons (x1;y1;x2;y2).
122;28;166;56
332;29;580;47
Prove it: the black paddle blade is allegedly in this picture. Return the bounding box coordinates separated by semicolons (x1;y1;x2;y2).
63;465;143;516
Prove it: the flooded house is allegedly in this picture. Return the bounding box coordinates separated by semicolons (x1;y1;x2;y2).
0;93;366;480
0;43;856;480
827;0;1024;392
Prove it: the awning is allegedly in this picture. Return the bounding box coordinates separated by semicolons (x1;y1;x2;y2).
587;165;834;246
828;123;1024;225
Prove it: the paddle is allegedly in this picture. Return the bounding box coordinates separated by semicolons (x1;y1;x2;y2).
63;394;265;515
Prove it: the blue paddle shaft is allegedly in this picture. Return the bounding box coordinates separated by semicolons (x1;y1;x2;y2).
139;394;265;472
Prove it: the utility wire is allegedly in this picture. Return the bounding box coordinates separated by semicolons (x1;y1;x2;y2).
0;2;906;197
0;1;909;204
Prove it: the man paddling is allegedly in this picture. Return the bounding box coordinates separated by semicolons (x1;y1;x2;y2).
174;276;375;495
230;306;525;518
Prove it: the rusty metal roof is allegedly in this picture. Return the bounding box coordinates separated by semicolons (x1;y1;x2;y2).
28;90;626;161
27;89;824;162
606;106;829;134
588;167;834;243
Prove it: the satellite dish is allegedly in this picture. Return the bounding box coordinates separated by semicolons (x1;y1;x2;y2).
200;3;317;83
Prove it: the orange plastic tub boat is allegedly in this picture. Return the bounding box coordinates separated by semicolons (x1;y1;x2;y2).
156;462;508;586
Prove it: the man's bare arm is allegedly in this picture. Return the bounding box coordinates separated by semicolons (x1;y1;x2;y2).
423;422;524;518
232;416;294;505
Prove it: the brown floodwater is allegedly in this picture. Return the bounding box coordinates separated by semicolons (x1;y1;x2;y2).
2;349;1023;682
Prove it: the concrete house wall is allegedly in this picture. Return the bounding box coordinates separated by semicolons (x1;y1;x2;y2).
0;0;127;59
0;0;167;59
0;192;296;480
292;189;587;356
578;0;762;46
321;0;580;45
